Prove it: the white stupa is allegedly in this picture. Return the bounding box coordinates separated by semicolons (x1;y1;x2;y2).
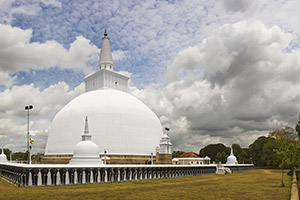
226;147;238;165
69;117;103;165
45;30;163;159
0;148;8;163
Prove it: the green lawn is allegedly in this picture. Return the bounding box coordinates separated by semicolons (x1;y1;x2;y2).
0;169;291;200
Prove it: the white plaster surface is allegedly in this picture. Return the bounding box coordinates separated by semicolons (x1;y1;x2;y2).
45;89;163;156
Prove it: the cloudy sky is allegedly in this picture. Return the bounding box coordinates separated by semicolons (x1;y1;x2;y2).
1;0;300;154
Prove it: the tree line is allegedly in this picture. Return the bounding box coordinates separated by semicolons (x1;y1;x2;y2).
174;115;300;169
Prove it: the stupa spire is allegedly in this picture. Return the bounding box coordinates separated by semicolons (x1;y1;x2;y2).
230;147;233;156
98;29;114;71
84;116;89;134
82;116;91;141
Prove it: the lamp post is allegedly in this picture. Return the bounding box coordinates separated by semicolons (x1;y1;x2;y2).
104;149;107;165
25;105;33;164
165;127;170;153
151;153;153;165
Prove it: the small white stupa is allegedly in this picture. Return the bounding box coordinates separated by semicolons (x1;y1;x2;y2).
69;117;103;165
0;148;8;163
226;147;238;165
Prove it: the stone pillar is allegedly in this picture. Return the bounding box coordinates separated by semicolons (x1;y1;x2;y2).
130;168;135;180
28;170;32;186
120;168;125;181
66;170;70;185
56;170;61;185
41;168;49;185
82;170;86;184
92;168;98;183
77;168;83;184
47;170;51;185
85;168;91;183
125;168;131;181
113;168;119;182
100;168;105;182
59;168;66;185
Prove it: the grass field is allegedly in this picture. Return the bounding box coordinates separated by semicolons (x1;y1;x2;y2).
0;169;291;200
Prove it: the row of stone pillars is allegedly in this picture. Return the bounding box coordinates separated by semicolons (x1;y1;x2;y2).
0;165;218;186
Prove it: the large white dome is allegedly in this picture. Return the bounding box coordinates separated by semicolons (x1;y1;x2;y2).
45;89;163;155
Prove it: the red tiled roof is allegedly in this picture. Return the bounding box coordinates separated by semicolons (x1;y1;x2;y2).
179;152;199;158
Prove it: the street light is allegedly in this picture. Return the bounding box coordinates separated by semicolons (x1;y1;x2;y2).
165;127;170;136
104;149;107;165
25;105;33;164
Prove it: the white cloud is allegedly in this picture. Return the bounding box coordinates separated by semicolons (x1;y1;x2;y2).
130;20;300;151
112;50;127;61
0;82;84;152
0;71;16;88
223;0;256;13
0;24;99;74
0;0;41;24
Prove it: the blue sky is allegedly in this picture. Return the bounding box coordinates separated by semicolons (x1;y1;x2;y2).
1;0;300;153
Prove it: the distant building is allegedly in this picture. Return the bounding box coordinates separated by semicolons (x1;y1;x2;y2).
172;152;211;165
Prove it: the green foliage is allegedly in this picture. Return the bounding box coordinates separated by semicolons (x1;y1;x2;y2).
269;126;299;169
232;144;252;164
12;151;28;161
32;152;44;163
215;151;228;163
172;151;184;158
249;136;276;166
199;143;229;161
261;138;279;166
296;115;300;138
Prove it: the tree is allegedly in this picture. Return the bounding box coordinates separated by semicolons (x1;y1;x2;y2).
215;151;228;163
269;126;299;187
249;136;273;166
172;151;184;158
232;144;252;164
199;143;229;162
296;115;300;138
260;137;279;166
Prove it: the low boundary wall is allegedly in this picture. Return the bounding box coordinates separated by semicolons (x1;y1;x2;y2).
0;163;254;187
291;170;299;200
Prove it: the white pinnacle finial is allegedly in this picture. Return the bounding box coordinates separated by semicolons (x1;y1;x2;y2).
98;29;114;71
230;147;233;156
82;116;92;141
84;116;89;134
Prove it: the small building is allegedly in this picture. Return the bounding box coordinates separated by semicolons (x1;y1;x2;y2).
172;152;211;165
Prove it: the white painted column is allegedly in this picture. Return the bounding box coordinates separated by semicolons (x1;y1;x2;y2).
37;170;42;186
66;171;69;185
47;170;51;186
74;170;78;184
28;172;32;186
56;171;60;185
97;169;100;183
90;170;94;183
82;170;86;184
